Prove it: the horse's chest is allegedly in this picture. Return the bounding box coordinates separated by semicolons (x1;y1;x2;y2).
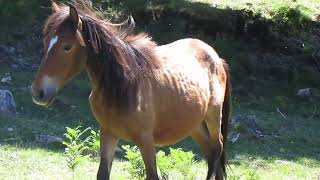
88;91;153;140
89;92;124;134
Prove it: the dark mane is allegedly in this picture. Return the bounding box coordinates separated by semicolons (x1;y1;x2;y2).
44;2;159;112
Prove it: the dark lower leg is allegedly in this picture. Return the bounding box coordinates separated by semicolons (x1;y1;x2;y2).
135;133;159;180
97;130;118;180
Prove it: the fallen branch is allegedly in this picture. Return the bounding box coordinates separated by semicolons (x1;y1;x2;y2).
277;108;287;119
307;105;317;120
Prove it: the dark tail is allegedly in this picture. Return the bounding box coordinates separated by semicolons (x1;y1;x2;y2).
221;62;231;177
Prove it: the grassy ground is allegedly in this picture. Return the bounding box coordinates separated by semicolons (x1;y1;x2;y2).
1;62;320;179
192;0;320;19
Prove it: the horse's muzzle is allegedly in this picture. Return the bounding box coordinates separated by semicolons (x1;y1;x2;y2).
31;78;57;107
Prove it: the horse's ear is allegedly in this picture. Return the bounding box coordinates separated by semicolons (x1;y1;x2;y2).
69;5;79;29
51;1;60;13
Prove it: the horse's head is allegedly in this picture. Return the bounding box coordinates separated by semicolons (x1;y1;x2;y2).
31;2;87;106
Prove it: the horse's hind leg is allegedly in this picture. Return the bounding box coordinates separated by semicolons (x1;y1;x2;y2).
205;105;224;180
191;121;223;180
191;123;212;179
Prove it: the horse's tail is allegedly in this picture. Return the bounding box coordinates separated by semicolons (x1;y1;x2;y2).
221;61;231;177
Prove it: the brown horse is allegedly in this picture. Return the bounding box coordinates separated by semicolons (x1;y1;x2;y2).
31;2;231;180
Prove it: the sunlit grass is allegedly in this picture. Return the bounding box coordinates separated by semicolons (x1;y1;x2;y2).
188;0;320;20
0;144;319;179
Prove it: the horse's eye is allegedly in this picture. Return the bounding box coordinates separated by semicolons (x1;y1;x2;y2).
63;44;72;52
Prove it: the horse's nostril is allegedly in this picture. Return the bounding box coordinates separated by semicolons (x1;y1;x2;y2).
38;89;45;100
32;89;45;101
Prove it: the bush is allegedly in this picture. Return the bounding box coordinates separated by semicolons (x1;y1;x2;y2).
273;5;312;29
122;145;145;178
122;145;196;179
62;126;92;171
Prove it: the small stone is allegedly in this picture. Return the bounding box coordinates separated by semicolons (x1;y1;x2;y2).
7;127;14;132
1;76;12;83
10;153;18;160
36;134;62;144
8;47;15;54
31;64;39;69
0;45;7;53
10;64;19;69
0;89;16;114
275;160;290;164
297;88;311;97
230;133;240;143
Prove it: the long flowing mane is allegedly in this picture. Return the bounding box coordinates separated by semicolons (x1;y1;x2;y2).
43;2;159;112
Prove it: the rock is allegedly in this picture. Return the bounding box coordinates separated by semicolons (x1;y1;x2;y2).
274;160;290;164
0;45;15;54
231;114;264;138
7;127;14;132
297;88;311;97
10;64;19;69
36;134;62;144
10;153;18;160
230;132;240;143
31;64;39;69
1;74;12;84
0;89;16;114
0;45;7;53
8;47;15;54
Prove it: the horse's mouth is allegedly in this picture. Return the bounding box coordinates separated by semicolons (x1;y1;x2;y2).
33;96;55;107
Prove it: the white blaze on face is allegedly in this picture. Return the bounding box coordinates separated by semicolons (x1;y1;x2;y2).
47;35;59;55
41;76;56;89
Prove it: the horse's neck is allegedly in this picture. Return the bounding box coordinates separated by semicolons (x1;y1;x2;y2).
86;53;101;91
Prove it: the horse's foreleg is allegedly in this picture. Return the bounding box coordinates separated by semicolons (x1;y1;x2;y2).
204;105;224;180
135;133;159;180
97;129;118;180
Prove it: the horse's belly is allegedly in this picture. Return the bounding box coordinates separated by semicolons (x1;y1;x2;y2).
153;88;209;145
153;116;203;145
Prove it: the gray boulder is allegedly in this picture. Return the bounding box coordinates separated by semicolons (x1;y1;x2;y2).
0;89;16;114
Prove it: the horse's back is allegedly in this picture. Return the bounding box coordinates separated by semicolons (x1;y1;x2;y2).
151;38;226;144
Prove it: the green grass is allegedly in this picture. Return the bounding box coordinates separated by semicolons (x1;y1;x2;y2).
190;0;320;19
0;145;129;179
1;66;319;179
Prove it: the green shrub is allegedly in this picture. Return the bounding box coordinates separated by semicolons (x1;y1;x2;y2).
167;148;195;177
229;169;260;180
62;126;92;171
273;5;312;29
88;129;100;156
122;145;145;178
122;145;196;179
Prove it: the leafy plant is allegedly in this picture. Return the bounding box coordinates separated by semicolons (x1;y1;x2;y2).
229;169;260;180
167;148;195;177
62;126;92;171
88;129;100;156
122;145;196;179
122;145;145;178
